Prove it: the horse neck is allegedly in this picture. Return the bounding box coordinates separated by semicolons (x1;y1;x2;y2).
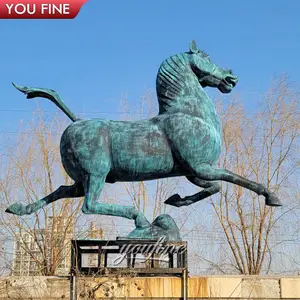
159;88;220;125
156;55;219;125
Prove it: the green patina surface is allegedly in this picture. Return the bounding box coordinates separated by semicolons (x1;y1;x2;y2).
5;41;282;241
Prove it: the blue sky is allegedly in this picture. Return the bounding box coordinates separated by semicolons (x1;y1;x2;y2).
0;0;299;133
0;1;299;272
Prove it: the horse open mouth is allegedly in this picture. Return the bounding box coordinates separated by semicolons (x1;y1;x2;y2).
219;75;238;93
224;76;238;88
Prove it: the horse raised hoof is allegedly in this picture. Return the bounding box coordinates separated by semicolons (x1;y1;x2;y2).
5;203;27;216
165;194;185;207
265;192;283;207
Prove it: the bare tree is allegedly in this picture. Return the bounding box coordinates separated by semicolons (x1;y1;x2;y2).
0;109;84;276
207;76;300;274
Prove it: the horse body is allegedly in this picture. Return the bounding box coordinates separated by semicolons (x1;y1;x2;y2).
60;117;182;183
60;90;221;184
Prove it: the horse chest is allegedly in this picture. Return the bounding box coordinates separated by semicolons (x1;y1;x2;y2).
162;114;222;165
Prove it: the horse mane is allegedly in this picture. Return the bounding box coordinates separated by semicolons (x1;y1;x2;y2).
156;53;190;113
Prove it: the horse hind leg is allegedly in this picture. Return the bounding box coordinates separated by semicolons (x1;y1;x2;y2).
165;176;220;207
81;174;150;228
5;182;84;216
188;163;282;207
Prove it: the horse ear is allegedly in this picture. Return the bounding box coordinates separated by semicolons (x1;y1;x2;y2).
189;40;199;53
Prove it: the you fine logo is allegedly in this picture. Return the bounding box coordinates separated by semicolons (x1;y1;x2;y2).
0;0;88;19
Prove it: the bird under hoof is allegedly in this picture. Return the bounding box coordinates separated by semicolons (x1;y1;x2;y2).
126;214;181;241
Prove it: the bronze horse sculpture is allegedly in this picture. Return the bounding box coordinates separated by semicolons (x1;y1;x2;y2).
6;41;282;234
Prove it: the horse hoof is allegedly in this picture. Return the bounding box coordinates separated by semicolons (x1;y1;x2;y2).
265;193;283;207
164;194;182;207
5;203;26;216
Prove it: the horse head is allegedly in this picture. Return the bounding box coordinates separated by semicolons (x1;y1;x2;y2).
188;40;238;93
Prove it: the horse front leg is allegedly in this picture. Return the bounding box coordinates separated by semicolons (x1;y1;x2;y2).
81;174;150;228
165;176;220;207
5;182;84;216
189;163;282;207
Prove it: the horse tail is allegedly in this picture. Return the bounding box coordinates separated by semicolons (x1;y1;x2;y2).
12;82;78;122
